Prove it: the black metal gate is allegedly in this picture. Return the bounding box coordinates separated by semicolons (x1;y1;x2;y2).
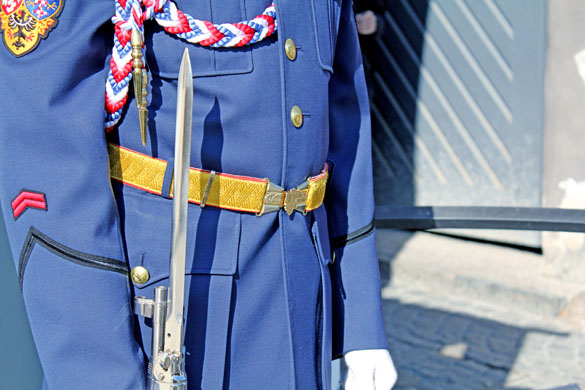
363;0;547;247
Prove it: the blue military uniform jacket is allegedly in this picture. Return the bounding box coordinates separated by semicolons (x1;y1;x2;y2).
0;0;387;389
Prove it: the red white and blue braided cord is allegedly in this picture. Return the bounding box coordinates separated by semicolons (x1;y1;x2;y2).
105;0;277;129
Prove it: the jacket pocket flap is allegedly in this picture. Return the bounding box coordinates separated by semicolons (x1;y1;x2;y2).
145;0;254;79
115;186;240;290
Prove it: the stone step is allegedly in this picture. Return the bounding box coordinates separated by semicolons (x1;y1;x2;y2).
376;229;585;329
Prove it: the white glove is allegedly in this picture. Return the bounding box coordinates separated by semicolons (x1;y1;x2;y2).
342;349;397;390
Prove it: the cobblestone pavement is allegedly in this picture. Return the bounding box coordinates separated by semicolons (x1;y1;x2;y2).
381;283;585;390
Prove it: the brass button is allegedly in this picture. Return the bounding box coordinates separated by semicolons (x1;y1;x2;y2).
131;266;150;285
290;105;303;128
285;38;297;61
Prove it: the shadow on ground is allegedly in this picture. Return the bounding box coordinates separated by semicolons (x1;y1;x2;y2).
382;296;571;390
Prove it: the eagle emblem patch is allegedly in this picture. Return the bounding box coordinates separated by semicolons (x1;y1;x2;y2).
0;0;64;57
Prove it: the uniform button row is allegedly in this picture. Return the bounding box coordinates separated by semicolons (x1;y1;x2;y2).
285;38;301;128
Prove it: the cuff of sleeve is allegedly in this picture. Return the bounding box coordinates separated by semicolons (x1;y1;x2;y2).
331;230;388;358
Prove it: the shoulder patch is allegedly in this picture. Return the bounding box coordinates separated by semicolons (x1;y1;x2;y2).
0;0;64;57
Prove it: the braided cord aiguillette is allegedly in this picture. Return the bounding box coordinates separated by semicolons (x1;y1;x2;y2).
105;0;277;130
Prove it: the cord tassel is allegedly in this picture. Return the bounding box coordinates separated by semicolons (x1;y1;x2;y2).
105;1;277;131
131;27;149;145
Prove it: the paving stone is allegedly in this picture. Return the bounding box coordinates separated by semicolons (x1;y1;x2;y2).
439;342;468;360
382;279;585;390
374;230;585;389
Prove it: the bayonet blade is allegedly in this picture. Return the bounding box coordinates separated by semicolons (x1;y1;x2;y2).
165;49;193;353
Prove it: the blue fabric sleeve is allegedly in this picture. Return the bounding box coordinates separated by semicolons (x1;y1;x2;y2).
0;1;147;388
326;0;389;357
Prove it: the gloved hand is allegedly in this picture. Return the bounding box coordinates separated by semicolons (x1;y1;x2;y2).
342;349;397;390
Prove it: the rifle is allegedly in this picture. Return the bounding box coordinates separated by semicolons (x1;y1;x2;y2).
134;49;193;390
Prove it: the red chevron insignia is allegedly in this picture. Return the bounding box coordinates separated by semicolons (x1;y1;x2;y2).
11;190;47;220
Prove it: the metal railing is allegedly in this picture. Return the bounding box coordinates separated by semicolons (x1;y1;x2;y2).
375;206;585;233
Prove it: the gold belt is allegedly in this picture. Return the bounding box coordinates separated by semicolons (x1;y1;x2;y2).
108;143;328;216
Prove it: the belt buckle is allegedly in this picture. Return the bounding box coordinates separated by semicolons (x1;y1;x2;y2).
257;180;309;217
